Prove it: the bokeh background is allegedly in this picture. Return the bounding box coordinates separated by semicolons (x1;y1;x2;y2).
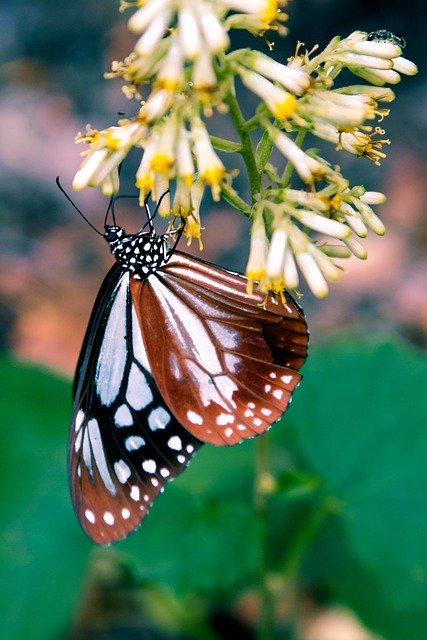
1;1;426;639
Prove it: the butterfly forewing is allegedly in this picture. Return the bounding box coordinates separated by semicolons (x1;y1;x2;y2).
69;265;201;544
130;252;308;446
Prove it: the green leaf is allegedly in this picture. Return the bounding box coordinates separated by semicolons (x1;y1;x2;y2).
209;135;242;153
278;338;427;640
119;441;260;595
0;358;91;640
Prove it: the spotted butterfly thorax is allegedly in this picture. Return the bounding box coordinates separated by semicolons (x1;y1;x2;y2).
69;205;309;544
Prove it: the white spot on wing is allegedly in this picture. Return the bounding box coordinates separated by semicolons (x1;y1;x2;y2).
187;410;203;425
125;435;145;451
131;304;151;372
74;428;83;452
88;419;117;495
75;409;85;431
85;509;95;523
217;413;234;425
82;429;92;474
177;454;186;463
148;406;171;431
126;363;153;410
208;321;238;349
168;435;182;451
130;485;140;501
103;512;115;525
114;459;131;483
214;376;238;408
273;389;283;399
281;374;293;384
151;477;159;487
186;444;194;453
122;508;130;519
224;427;234;437
114;404;133;427
261;408;272;416
224;353;240;372
96;274;129;406
142;459;157;474
253;418;262;427
160;468;170;478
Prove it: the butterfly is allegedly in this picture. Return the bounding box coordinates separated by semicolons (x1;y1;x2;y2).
68;195;309;544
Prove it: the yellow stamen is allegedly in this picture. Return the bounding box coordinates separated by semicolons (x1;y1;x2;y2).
272;94;297;120
150;153;174;174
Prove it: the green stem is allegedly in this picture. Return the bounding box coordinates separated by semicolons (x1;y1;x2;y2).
224;87;261;200
280;495;337;580
281;129;307;186
220;183;252;217
243;113;264;132
254;435;275;640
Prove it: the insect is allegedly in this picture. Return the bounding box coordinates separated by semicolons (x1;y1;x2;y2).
366;30;406;49
66;187;309;544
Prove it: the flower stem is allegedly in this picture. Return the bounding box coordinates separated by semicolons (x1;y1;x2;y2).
254;435;275;640
280;495;338;579
224;86;261;200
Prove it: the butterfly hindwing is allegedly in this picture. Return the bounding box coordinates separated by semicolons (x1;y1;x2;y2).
69;266;201;544
130;252;309;446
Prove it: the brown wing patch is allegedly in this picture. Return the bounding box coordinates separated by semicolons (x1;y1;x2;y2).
130;254;308;446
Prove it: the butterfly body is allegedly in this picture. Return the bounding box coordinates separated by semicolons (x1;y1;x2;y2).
105;225;172;277
69;220;308;544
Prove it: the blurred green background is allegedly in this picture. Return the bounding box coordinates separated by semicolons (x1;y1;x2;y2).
1;1;427;639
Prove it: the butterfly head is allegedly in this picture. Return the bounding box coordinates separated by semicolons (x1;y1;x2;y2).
104;225;125;244
104;224;170;278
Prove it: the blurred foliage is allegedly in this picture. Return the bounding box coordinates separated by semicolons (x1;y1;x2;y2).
1;338;427;639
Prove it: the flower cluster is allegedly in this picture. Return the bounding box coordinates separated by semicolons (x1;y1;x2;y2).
246;184;386;298
73;0;417;296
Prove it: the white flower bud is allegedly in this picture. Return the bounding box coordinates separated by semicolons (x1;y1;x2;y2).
266;228;288;278
343;234;368;259
295;251;329;298
392;57;418;76
360;191;387;205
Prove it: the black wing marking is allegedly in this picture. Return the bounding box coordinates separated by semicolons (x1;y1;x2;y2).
69;266;202;544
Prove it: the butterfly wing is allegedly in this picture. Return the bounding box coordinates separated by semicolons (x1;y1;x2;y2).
69;264;202;544
130;252;309;446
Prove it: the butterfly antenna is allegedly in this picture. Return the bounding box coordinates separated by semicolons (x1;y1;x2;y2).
164;217;185;263
135;191;157;233
103;162;126;227
56;177;104;236
104;195;116;228
141;188;172;233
